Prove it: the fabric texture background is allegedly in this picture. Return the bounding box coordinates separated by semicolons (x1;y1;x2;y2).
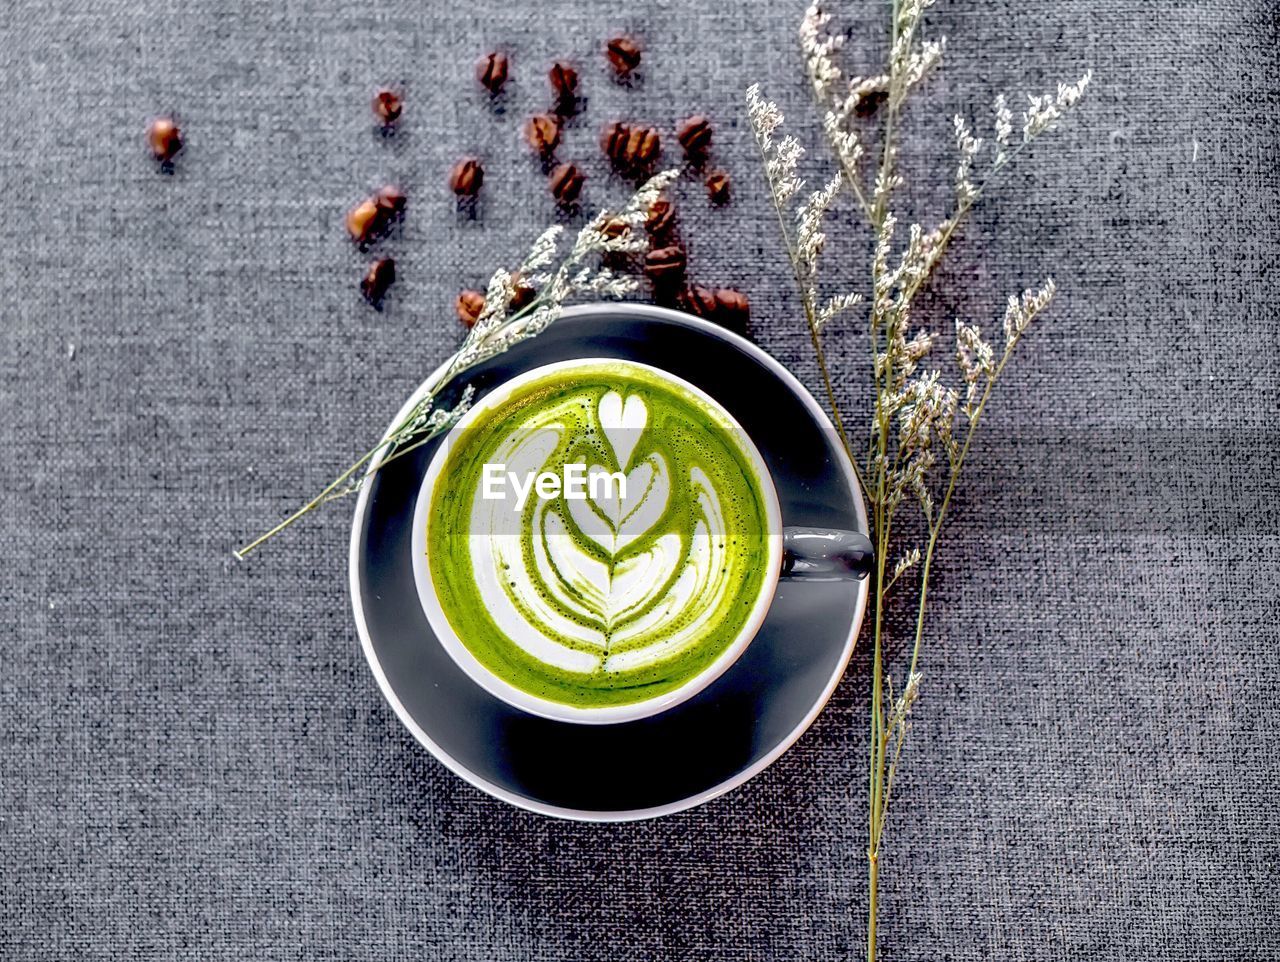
2;0;1277;958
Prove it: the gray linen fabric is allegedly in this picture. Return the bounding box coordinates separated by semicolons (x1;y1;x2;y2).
2;0;1277;958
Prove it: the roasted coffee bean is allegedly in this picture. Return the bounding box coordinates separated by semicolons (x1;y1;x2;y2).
456;289;486;327
477;51;509;95
643;244;687;288
523;113;561;157
714;287;750;328
627;126;661;170
679;284;719;318
705;169;731;205
372;87;403;127
449;157;484;197
346;199;381;244
676;115;712;163
147;117;183;164
549;163;585;205
605;36;642;77
645;197;676;240
510;276;537;312
373;185;407;218
854;89;889;118
361;257;396;308
600;121;630;163
346;187;406;245
549;61;579;114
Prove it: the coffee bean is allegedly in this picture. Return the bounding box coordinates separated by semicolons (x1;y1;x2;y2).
456;289;486;327
854;90;888;118
628;126;661;170
449;157;484;197
346;198;381;245
601;121;630;163
361;257;396;308
373;185;407;218
147;117;183;164
510;275;537;312
477;51;509;95
679;284;750;331
714;287;750;328
372;87;403;127
605;36;642;77
679;284;719;319
523;113;561;158
645;197;676;241
549;61;579;115
346;186;406;245
705;169;731;205
549;163;585;205
676;115;712;164
644;244;687;288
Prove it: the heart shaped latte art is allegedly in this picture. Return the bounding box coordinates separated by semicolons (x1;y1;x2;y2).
597;390;648;472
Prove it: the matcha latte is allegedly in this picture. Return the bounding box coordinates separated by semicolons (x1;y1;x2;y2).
417;359;781;720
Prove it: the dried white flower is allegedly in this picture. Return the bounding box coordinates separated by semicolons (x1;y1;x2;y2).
746;84;782;149
892;548;921;583
800;3;845;103
904;37;946;90
773;137;806;206
519;225;564;274
1002;277;1056;346
872;214;897;307
888;670;922;731
470;268;514;339
953;115;982;205
749;86;807;209
1023;70;1092;142
904;328;936;364
817;291;863;331
422;384;475;433
823;109;864;174
796;174;843;283
993;94;1013;167
955;320;994;418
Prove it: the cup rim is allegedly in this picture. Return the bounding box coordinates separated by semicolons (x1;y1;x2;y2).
410;357;784;725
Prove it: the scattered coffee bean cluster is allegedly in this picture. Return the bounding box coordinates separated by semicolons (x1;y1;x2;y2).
145;33;748;328
452;35;747;332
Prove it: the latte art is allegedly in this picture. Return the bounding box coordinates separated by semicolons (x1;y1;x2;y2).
424;361;775;709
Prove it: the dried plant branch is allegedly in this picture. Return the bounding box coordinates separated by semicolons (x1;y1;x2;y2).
751;4;1090;958
235;171;679;559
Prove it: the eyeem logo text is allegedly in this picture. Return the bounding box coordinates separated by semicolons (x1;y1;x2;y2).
482;463;628;511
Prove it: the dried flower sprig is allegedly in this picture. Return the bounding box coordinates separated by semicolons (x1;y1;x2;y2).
235;170;679;559
751;3;1089;957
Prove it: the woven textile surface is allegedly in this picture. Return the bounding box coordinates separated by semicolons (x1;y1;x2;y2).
2;0;1277;958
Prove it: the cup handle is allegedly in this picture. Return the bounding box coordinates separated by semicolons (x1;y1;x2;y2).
781;527;875;581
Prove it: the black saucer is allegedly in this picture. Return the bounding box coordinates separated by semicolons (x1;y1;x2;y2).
349;304;869;820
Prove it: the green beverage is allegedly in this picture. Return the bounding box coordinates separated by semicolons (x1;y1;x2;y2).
424;360;775;710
